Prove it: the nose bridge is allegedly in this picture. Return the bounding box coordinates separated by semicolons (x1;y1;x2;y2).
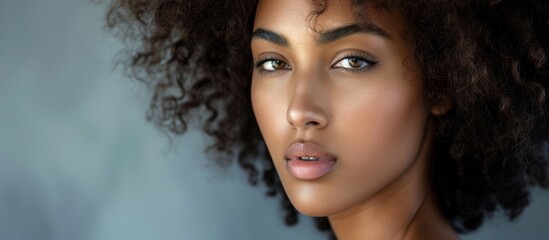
286;69;328;129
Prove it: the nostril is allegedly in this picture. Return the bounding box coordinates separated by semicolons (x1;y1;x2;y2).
286;107;328;129
305;121;319;126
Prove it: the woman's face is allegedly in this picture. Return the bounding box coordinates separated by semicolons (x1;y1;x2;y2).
251;0;430;217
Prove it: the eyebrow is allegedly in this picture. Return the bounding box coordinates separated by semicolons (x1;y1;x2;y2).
251;23;390;47
318;23;391;44
251;28;289;47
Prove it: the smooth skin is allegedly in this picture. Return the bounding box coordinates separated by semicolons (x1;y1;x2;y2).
250;0;458;239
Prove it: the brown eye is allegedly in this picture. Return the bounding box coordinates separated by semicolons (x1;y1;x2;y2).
348;58;362;68
332;54;379;72
333;57;369;69
272;60;286;69
260;59;290;71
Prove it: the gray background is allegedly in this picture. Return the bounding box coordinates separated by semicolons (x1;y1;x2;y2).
0;0;548;239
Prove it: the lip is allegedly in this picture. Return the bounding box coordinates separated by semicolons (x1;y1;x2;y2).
284;142;337;180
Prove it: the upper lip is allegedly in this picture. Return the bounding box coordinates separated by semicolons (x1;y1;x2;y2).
284;142;337;161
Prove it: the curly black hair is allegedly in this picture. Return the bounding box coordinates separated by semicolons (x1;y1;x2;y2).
106;0;549;237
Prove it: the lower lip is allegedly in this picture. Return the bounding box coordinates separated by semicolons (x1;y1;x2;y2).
286;159;336;180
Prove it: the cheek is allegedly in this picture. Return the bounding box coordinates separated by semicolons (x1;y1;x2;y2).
348;85;427;159
251;77;287;153
333;82;428;194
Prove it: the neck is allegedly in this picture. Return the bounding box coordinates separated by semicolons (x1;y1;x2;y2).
328;125;458;240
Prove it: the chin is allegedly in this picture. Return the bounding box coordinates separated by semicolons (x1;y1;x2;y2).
280;178;365;217
289;194;362;218
291;201;342;217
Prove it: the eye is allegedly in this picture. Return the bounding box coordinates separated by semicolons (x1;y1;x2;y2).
256;59;291;72
332;55;377;71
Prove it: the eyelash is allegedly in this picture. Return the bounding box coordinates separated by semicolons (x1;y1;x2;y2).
254;57;290;75
253;54;378;75
332;54;379;73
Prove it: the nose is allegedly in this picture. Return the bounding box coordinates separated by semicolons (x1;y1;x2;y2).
286;74;329;129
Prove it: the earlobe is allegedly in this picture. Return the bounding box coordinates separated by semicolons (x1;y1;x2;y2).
430;96;453;116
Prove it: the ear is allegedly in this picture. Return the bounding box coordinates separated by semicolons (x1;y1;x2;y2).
430;96;453;116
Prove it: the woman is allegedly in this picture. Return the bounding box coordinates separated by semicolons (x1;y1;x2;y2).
107;0;549;239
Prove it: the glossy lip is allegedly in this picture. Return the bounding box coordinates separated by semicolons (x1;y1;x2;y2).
284;142;338;180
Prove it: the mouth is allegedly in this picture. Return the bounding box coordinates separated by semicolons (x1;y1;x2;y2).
284;142;338;180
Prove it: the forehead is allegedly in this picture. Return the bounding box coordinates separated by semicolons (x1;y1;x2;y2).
253;0;400;40
254;0;356;30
